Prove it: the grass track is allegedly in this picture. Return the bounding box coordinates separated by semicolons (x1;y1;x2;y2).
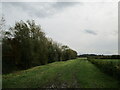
3;58;120;88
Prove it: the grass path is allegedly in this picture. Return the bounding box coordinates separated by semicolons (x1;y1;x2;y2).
3;58;120;88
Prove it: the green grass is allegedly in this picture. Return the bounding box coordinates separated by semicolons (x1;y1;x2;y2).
2;58;120;88
88;59;120;80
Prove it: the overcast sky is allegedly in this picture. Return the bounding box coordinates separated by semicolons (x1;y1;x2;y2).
2;1;118;55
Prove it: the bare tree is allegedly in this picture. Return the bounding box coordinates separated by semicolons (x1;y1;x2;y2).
0;17;5;43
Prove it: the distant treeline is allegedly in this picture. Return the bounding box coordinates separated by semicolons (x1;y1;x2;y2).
2;20;77;74
78;54;120;59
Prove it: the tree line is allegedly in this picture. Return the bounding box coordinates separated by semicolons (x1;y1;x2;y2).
2;20;77;74
78;54;120;59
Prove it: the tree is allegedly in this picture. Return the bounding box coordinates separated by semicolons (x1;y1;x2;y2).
2;20;78;74
61;45;77;60
0;17;5;43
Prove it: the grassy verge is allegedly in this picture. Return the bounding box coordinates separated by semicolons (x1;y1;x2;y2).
3;58;120;88
88;59;120;80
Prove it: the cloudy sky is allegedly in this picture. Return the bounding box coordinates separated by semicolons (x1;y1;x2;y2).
2;1;118;55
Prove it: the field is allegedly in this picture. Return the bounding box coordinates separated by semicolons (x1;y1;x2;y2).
2;58;120;88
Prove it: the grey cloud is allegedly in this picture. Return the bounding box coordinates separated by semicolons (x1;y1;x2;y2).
84;29;97;35
3;2;49;17
2;2;79;18
52;2;79;9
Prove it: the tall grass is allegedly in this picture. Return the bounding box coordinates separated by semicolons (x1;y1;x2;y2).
88;59;120;80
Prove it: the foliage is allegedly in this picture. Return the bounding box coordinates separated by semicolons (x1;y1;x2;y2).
88;59;120;80
2;20;77;74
